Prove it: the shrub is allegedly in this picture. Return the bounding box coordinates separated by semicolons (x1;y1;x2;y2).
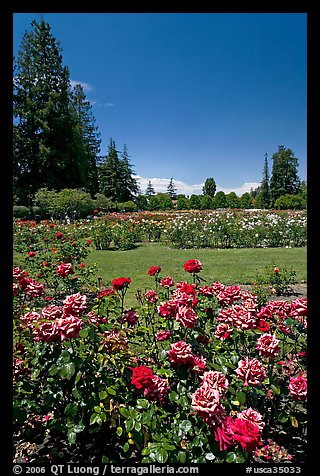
13;205;30;219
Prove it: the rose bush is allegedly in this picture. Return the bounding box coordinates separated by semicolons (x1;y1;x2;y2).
13;235;307;464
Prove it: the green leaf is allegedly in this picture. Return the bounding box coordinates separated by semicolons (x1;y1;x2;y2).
236;390;246;404
155;447;168;463
226;452;237;463
107;386;117;395
116;426;123;437
67;430;76;444
94;405;101;413
123;442;130;452
125;418;134;432
48;363;59;376
178;451;186;463
178;420;192;437
59;362;75;380
278;412;289;423
136;398;149;409
64;402;78;417
119;407;130;418
79;328;88;338
99;391;108;400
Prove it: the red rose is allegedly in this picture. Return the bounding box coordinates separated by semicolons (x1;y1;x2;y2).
112;277;131;291
148;266;161;276
55;232;64;239
231;418;262;453
28;251;36;257
183;259;202;273
130;365;155;391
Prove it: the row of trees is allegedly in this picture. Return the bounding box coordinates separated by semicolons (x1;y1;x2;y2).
13;19;306;212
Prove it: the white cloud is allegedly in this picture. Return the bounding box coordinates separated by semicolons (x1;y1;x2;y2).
70;79;93;92
134;176;260;196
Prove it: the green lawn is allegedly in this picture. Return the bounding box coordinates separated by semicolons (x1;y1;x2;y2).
88;242;307;306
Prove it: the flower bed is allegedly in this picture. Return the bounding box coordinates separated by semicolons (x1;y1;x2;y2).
13;248;307;463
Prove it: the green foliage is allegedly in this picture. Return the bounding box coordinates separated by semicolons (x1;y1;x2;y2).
34;188;94;217
202;177;217;197
269;146;301;204
213;191;228;208
13;225;307;463
13;205;31;219
13;19;99;205
148;193;173;211
274;194;306;210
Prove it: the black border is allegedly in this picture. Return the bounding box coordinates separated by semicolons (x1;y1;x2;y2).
1;0;319;473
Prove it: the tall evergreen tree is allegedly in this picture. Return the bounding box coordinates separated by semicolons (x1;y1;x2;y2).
256;153;271;208
202;177;216;197
166;177;177;199
98;140;139;202
118;144;140;201
269;146;301;203
13;19;86;204
145;180;156;197
70;84;101;196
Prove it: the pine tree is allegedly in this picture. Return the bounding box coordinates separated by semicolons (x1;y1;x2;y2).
70;84;101;196
13;19;85;204
118;144;140;201
256;153;271;208
166;178;177;199
145;180;156;197
269;146;301;203
98;140;139;202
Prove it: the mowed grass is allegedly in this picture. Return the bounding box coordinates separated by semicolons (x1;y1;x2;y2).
88;243;307;307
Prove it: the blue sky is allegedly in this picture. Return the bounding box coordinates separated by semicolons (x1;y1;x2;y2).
13;13;307;196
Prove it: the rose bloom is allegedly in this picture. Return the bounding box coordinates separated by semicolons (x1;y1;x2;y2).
157;300;178;318
200;370;229;393
63;292;88;317
56;262;74;277
148;266;161;276
130;365;155;391
198;285;215;297
214;322;233;341
231;417;262;453
236;357;267;387
13;283;19;295
20;311;41;328
191;383;225;427
192;354;207;374
256;333;280;358
210;282;226;296
218;285;242;306
175;305;198;328
55;231;64;239
13;267;28;280
32;321;60;343
155;330;171;341
98;287;115;299
112;277;131;291
28;251;36;257
290;297;307;317
167;340;195;366
41;305;63;320
144;375;170;401
174;281;197;296
288;375;307;401
214;415;236;451
25;279;44;298
160;276;174;288
55;316;83;341
183;259;203;273
144;290;159;303
237;407;265;431
124;310;139;325
257;319;271;332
